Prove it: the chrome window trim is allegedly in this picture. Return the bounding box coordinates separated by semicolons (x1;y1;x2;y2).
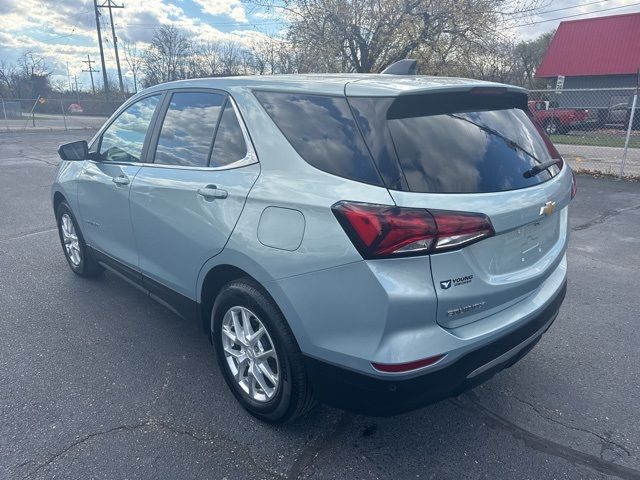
88;88;258;172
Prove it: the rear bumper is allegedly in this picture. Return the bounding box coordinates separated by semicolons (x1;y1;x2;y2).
303;280;566;416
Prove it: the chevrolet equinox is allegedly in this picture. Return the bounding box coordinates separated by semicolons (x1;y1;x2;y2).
52;71;574;423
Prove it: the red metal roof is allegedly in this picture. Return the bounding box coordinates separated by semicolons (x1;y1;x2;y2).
536;12;640;78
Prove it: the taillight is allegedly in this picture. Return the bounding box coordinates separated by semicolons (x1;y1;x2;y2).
332;202;495;259
571;170;577;199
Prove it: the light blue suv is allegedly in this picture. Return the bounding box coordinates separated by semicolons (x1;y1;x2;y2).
53;72;575;423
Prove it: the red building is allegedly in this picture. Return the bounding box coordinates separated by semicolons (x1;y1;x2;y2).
535;12;640;116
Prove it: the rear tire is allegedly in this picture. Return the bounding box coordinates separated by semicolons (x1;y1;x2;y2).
211;279;315;423
56;201;103;277
544;119;560;135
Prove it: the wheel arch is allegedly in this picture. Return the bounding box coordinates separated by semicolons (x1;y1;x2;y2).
199;264;255;335
196;252;308;350
53;190;67;214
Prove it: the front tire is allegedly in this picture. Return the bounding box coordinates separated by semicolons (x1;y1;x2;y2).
211;279;315;423
56;201;103;277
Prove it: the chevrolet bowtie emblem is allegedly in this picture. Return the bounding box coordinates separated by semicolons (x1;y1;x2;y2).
539;201;556;216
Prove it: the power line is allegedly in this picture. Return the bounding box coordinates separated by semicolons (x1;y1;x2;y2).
532;0;610;16
114;20;283;28
93;0;110;99
507;0;610;21
516;1;640;26
98;0;125;94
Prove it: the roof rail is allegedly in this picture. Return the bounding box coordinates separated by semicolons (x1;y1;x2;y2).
381;59;417;75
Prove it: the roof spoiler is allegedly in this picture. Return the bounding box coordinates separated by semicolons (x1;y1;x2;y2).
381;59;417;75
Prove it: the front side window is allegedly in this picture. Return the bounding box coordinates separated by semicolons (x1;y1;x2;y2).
99;95;160;163
154;92;225;167
209;102;248;167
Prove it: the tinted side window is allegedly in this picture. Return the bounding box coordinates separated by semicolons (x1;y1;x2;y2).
154;92;225;167
210;101;247;167
254;92;382;185
99;95;160;162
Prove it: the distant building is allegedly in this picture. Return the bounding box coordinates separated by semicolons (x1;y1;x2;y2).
535;12;640;115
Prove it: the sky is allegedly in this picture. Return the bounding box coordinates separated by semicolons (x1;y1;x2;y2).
0;0;639;92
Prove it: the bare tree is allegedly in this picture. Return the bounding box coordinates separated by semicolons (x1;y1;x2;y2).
248;0;550;73
219;41;243;76
515;30;555;88
0;52;51;98
195;41;223;77
142;25;192;86
122;40;143;93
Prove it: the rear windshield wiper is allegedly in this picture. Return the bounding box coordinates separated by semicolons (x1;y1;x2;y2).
448;114;541;164
448;114;559;179
522;158;562;178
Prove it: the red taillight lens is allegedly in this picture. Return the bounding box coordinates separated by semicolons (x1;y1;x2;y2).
332;202;438;257
332;202;494;259
571;170;577;199
372;354;445;373
431;210;495;251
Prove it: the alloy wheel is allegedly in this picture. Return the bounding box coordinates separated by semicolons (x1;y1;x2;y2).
221;306;280;402
545;121;558;135
61;213;81;267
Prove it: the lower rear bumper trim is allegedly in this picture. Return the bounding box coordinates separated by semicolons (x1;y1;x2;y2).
303;280;566;416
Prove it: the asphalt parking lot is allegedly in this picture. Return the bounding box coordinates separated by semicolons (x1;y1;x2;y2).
1;130;640;480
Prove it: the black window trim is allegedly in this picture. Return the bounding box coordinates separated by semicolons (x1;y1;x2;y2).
148;89;226;168
90;91;165;166
89;87;257;171
146;87;257;172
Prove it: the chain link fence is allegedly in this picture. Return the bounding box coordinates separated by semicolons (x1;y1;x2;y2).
529;87;639;178
3;86;639;177
0;96;124;133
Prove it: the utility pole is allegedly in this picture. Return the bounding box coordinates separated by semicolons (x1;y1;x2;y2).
66;63;72;92
93;0;109;99
82;55;100;94
98;0;125;93
73;75;82;104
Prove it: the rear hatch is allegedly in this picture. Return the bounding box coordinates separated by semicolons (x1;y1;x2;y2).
347;86;572;328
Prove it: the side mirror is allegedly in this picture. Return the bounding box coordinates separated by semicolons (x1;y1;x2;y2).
58;140;88;161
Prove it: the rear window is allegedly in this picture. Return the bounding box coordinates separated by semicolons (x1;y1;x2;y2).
254;91;382;186
352;93;562;194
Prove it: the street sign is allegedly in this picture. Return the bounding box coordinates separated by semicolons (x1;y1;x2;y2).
555;75;565;90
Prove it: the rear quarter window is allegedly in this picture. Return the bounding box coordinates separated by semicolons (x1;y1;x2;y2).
254;91;382;186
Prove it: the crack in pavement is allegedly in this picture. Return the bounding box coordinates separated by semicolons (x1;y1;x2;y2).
21;155;59;167
0;227;57;242
457;393;640;480
286;412;354;479
572;204;640;231
20;418;285;480
509;393;631;458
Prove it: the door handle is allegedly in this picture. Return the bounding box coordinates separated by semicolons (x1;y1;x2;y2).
197;185;228;199
112;175;130;186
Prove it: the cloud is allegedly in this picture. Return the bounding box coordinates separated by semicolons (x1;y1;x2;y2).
0;0;274;90
192;0;247;22
512;0;640;39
